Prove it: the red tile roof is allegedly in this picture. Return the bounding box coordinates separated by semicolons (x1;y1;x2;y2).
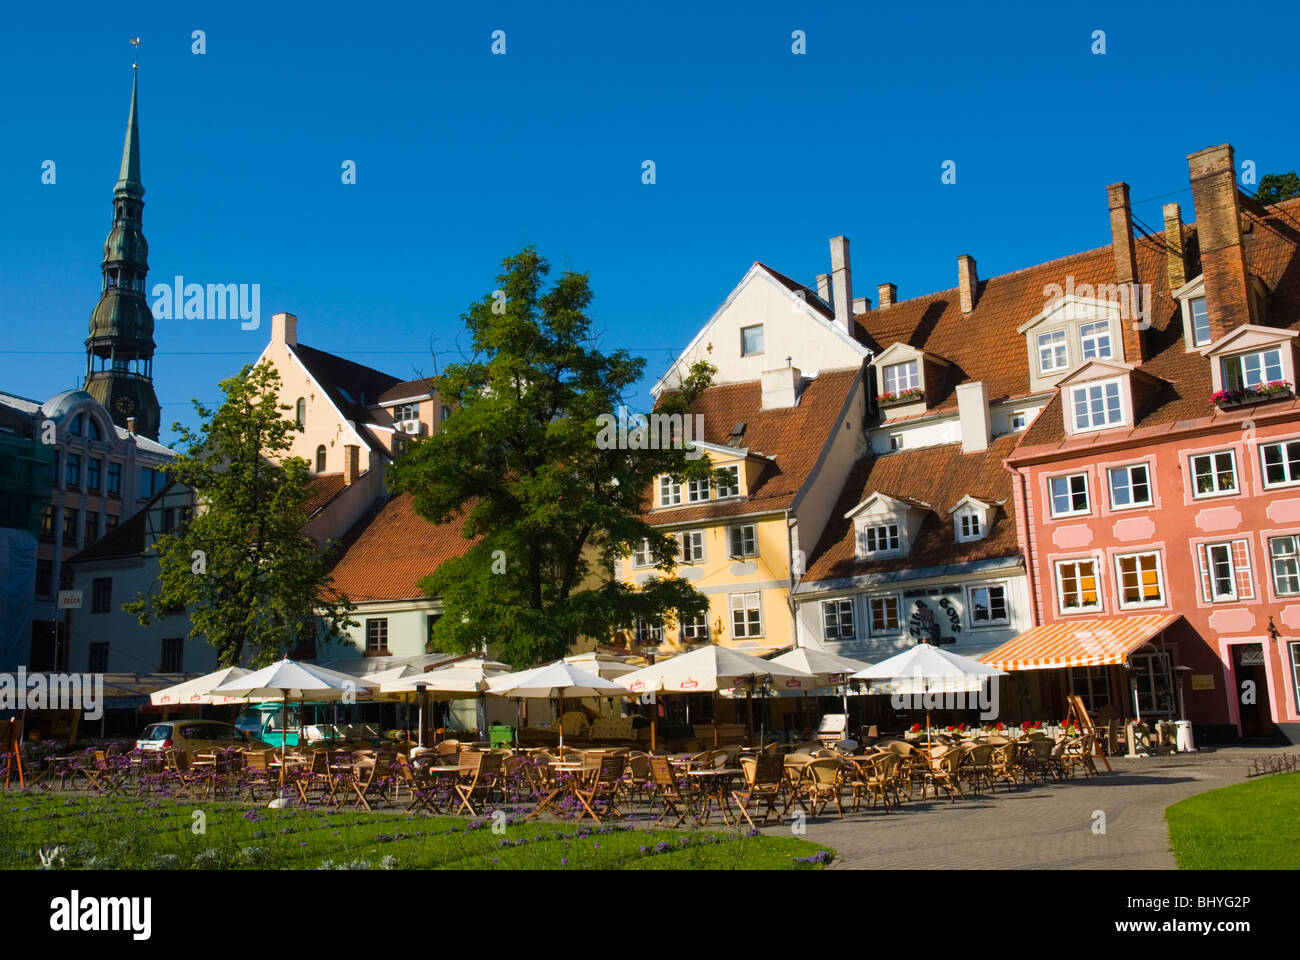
378;378;438;404
801;434;1022;584
303;473;346;516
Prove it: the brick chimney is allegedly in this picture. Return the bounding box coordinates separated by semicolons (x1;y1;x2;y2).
1188;144;1253;339
829;237;853;332
1163;202;1187;292
877;283;897;309
126;416;136;435
272;312;298;347
957;255;979;313
343;444;360;485
816;273;832;306
1107;183;1145;363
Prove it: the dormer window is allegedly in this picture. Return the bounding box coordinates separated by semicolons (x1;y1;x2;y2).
686;477;709;502
1069;379;1124;432
1222;347;1283;392
1189;297;1211;346
949;495;994;543
714;465;740;499
658;476;681;507
860;523;900;555
1079;320;1113;360
881;361;919;394
958;513;981;540
1037;330;1068;373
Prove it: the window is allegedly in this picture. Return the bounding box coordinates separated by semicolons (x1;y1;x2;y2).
869;596;900;633
1068;666;1111;715
680;612;709;641
957;513;982;541
1261;441;1300;488
1222;348;1283;391
84;510;99;545
675;530;705;564
1049;473;1090;516
315;445;327;473
1190;451;1237;496
730;593;763;638
1057;559;1100;611
1197;541;1254;602
1079;320;1113;360
88;418;103;442
1269;536;1300;596
88;643;109;673
70;414;83;436
631;538;654;568
634;619;663;645
65;453;81;488
1115;552;1164;607
686;477;709;503
1038;329;1068;373
160;638;184;673
714;466;739;499
969;584;1008;624
140;467;158;500
888;433;903;451
1131;651;1175;716
1071;381;1123;431
105;513;119;533
36;558;52;596
1108;464;1152;508
1010;411;1028;432
86;458;102;492
823;599;856;641
729;524;757;557
106;461;122;496
860;523;900;554
365;618;389;652
658;475;681;507
91;577;112;613
392;402;418;423
41;505;55;541
1291;643;1300;706
295;398;306;427
740;325;764;356
1189;297;1211;346
441;406;451;422
882;361;920;394
63;508;79;545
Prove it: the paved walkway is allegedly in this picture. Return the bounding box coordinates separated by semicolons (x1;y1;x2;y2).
761;747;1300;870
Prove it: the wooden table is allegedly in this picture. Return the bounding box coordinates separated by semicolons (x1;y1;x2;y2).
682;768;742;825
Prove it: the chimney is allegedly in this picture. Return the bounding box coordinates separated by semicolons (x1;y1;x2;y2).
273;312;298;347
1163;202;1187;292
816;273;832;306
956;381;991;454
760;365;802;410
829;237;853;332
1188;144;1253;338
126;416;136;435
957;255;979;313
877;283;897;309
343;444;360;485
1107;183;1145;363
853;296;870;314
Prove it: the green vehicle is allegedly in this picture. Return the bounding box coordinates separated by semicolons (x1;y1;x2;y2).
234;702;335;748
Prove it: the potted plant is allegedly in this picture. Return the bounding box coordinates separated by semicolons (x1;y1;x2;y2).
877;387;925;408
1212;380;1292;408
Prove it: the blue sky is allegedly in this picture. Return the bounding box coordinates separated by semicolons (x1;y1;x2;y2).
2;1;1295;444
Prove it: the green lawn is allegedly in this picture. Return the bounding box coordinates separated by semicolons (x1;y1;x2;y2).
0;793;832;870
1165;772;1300;869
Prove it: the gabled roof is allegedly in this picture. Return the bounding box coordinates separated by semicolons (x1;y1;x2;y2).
289;342;402;451
646;368;861;525
802;434;1021;584
304;473;347;517
378;377;438;405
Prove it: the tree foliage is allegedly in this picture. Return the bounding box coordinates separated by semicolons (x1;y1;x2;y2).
387;247;716;667
1255;171;1300;206
124;362;355;667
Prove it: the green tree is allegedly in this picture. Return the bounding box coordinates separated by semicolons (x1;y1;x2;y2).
1255;171;1300;205
387;247;714;667
125;362;356;666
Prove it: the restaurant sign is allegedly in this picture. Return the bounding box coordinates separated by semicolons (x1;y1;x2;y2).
1191;674;1216;691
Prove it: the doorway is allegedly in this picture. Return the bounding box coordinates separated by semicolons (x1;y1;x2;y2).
1233;644;1274;739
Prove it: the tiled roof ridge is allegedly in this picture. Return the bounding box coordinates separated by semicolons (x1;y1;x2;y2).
291;341;403;386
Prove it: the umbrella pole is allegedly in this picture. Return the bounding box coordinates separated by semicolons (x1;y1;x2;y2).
712;692;719;747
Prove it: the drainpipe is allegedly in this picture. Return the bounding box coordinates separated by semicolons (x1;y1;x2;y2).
785;509;799;648
1013;465;1041;625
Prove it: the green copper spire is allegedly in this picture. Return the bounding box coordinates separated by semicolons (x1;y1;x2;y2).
114;70;143;200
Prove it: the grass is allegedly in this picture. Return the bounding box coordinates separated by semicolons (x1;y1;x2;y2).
0;792;832;870
1165;772;1300;869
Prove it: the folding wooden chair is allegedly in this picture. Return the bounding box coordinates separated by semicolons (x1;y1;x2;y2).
162;749;197;799
240;751;274;802
454;752;503;816
574;755;626;824
732;754;786;828
409;757;459;815
648;756;694;827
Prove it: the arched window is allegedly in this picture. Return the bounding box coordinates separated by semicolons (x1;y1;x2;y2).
70;414;83;436
295;398;306;428
88;417;103;441
315;445;327;473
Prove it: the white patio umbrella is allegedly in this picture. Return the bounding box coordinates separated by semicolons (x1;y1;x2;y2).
769;648;871;732
381;659;514;746
150;666;251;706
488;661;635;749
849;642;1007;746
616;646;815;748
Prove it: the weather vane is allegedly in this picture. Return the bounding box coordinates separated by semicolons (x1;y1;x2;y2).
129;36;141;70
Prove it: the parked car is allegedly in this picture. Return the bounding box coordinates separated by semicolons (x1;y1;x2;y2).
135;719;269;755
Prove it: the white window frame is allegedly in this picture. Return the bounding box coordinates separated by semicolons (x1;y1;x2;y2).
1079;320;1113;360
882;360;920;394
729;523;757;558
888;433;903;451
631;538;654;569
956;511;983;543
1070;379;1124;432
680;611;709;641
822;599;857;642
1049;473;1090;517
634;618;664;645
730;592;763;638
1200;542;1240;602
1107;463;1152;509
675;530;705;564
1222;347;1284;391
740;324;764;357
1268;535;1300;597
685;476;710;502
1114;551;1165;609
967;583;1009;626
714;465;740;499
658;475;681;507
1009;411;1028;432
1189;296;1211;347
1037;329;1068;374
1261;440;1300;489
868;595;901;635
859;523;901;555
1190;450;1238;498
1056;558;1102;613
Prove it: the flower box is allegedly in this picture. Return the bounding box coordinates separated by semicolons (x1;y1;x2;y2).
1212;381;1292;409
877;388;925;407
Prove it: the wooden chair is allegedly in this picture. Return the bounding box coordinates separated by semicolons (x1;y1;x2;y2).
960;742;996;793
800;758;845;818
618;752;655;810
162;749;197;799
732;754;786;828
241;751;273;801
850;753;899;812
575;755;627;824
921;747;964;803
648;755;694;827
409;755;458;815
454;751;504;816
1062;733;1097;779
988;742;1021;792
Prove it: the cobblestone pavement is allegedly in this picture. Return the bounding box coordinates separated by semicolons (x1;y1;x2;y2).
760;747;1300;871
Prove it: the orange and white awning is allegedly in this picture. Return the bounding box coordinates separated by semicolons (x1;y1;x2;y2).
979;614;1181;672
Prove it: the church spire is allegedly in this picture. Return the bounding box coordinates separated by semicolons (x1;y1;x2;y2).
84;67;160;441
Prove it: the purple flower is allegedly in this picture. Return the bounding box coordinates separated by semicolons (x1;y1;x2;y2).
561;858;568;866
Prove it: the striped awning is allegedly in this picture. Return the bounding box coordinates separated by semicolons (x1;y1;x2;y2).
978;614;1181;671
